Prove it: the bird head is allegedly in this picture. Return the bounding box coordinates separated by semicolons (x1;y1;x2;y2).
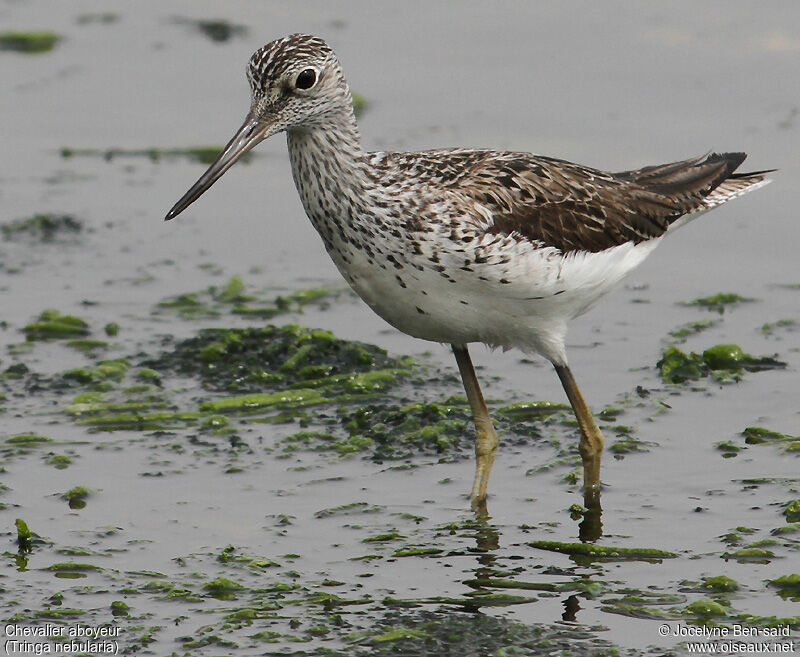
165;34;349;221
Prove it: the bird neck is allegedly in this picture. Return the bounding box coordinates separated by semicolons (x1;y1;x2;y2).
285;105;376;240
285;106;365;187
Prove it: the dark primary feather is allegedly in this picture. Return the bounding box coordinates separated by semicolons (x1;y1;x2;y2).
454;151;765;253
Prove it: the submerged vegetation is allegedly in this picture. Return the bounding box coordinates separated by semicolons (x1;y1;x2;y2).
657;343;785;384
0;31;60;53
1;214;82;242
681;292;756;314
59;145;253;165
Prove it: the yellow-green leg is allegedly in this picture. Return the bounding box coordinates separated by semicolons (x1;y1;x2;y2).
452;345;499;509
553;363;604;497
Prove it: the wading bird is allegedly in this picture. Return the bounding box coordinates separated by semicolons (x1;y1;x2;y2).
166;34;771;509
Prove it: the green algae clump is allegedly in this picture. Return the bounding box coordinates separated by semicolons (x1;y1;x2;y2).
683;292;755;314
2;213;81;240
657;347;706;384
702;575;739;592
702;344;784;372
784;500;800;523
0;31;60;53
61;486;91;510
685;598;727;617
24;309;89;340
203;576;246;599
658;344;785;384
200;389;326;413
527;540;676;561
146;325;404;395
16;518;33;551
6;433;52;445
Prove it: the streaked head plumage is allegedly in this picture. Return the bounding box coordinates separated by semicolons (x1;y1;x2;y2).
244;33;351;130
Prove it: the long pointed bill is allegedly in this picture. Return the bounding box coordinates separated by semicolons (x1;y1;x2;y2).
164;112;276;221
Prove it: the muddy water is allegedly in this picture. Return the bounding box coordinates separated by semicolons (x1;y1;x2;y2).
1;2;798;655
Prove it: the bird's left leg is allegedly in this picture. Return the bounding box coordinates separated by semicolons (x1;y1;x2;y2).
452;344;499;509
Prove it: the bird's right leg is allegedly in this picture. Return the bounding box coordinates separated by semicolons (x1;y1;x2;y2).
452;344;499;510
553;363;604;504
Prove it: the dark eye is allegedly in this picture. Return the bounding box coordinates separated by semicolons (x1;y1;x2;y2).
295;68;317;90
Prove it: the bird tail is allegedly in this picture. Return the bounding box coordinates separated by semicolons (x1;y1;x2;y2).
702;167;774;211
620;152;776;232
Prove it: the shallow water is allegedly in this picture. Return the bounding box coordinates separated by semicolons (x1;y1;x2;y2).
2;2;799;655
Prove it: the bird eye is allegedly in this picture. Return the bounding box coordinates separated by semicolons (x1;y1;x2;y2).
295;68;317;90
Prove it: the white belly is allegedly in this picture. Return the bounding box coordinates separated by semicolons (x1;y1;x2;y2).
326;236;662;365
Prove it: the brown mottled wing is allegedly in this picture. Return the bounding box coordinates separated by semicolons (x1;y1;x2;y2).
462;152;749;253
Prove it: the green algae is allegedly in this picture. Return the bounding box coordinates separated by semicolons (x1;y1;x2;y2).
685;598;728;617
104;322;119;336
314;502;384;519
142;580;202;602
6;433;52;445
0;31;60;53
769;575;800;602
769;574;800;589
527;540;676;561
703;343;784;372
465;577;559;592
367;626;428;643
336;400;475;460
683;292;755;314
75;410;202;430
784;499;800;523
213;275;252;303
110;600;130;616
45;454;72;469
200;389;327;413
61;486;91;509
204;576;247;599
743;426;798;453
65;399;168;416
16;518;33;552
702;575;739;592
156;292;218;319
62;358;130;387
288;368;402;393
392;547;444;557
496;400;570;420
217;545;280;571
657;347;706;384
362;531;404;543
761;318;797;336
193;19;247;42
725;548;775;562
1;213;81;240
6;608;85;621
156;278;340;320
658;344;785;384
25;309;90;340
146;325;404;395
66;338;109;354
666;319;720;344
608;434;655;455
44;562;103;572
59;145;254;165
